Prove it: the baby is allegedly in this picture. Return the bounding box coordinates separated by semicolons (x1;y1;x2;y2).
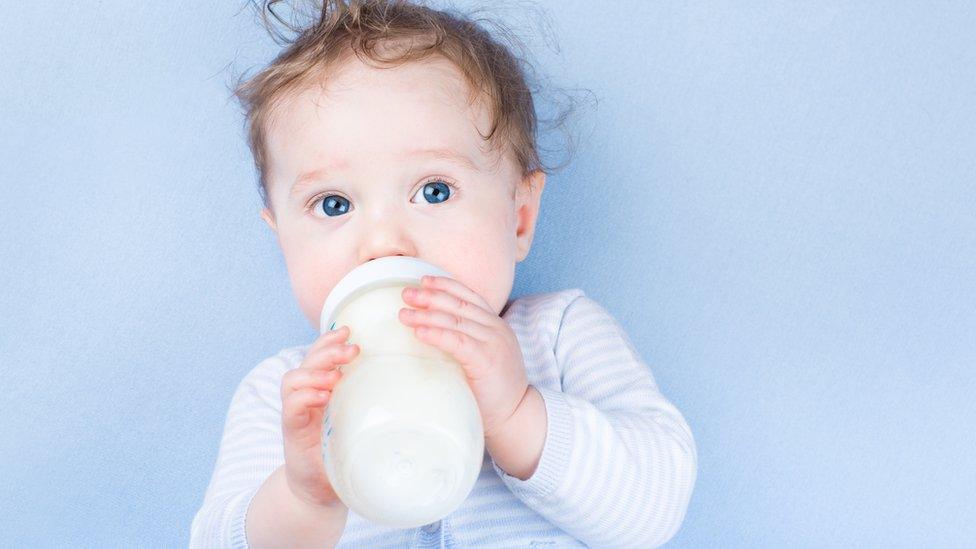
191;1;697;547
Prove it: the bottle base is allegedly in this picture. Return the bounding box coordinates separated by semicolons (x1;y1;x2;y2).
343;422;475;528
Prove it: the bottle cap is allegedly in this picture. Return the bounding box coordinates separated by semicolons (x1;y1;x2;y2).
320;256;452;334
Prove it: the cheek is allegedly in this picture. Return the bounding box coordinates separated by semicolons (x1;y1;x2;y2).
281;242;346;329
473;267;515;315
463;210;518;311
433;232;515;315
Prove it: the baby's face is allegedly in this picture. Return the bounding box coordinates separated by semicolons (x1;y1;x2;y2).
260;54;545;332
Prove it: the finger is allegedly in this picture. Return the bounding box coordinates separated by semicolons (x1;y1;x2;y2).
421;275;495;312
282;368;342;399
282;387;331;432
399;306;492;342
308;325;351;353
413;324;480;367
402;285;497;327
301;342;359;372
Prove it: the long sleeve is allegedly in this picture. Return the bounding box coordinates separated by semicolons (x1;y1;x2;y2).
490;294;698;547
189;355;291;548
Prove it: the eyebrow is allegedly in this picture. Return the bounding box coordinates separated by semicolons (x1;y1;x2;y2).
289;147;480;197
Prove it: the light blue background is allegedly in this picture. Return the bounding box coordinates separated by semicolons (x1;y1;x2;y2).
1;1;973;546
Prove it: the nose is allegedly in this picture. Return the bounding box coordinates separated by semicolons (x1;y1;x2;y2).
357;210;417;263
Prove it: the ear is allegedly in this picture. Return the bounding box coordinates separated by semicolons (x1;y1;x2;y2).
260;207;278;233
514;170;546;262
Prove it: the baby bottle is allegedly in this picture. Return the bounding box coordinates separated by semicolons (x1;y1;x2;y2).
319;256;485;528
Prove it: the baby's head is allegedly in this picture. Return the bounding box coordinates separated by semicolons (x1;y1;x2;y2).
235;0;553;332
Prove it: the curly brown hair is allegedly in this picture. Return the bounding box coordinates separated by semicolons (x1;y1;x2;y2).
231;0;585;210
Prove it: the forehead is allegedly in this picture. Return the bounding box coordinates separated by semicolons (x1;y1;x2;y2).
265;54;497;182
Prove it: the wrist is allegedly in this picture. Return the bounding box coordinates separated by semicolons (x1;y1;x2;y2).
284;469;346;513
485;385;547;480
485;384;533;442
247;466;348;549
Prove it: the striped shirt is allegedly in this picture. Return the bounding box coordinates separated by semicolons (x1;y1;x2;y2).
190;288;697;548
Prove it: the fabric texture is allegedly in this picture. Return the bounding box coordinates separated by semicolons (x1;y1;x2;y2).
190;288;697;548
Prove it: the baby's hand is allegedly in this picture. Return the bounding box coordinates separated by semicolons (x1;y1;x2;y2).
399;276;530;439
280;325;359;510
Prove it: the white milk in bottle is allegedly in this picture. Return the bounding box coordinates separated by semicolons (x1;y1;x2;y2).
319;256;485;528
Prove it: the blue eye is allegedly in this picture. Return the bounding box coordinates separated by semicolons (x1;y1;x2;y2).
316;195;350;217
311;180;455;218
414;180;452;204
